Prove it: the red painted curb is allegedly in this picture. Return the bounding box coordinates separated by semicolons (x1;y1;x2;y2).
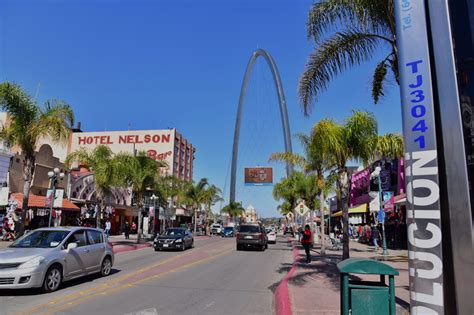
112;243;152;254
274;237;299;315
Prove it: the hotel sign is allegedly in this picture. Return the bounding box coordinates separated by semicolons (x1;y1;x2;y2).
71;130;175;173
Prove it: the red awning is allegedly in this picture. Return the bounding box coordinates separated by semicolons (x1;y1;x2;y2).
11;193;80;211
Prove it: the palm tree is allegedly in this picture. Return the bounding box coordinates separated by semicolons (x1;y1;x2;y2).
270;127;334;255
299;0;397;114
115;151;167;243
321;111;378;259
201;184;223;235
220;201;245;221
185;178;209;234
65;145;119;229
374;133;404;160
0;82;75;235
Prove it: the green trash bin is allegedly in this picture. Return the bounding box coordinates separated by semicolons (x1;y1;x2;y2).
337;258;399;315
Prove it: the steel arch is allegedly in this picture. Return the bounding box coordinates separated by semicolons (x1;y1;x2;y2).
230;49;293;203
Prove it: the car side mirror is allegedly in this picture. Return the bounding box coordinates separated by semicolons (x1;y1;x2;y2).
67;242;77;251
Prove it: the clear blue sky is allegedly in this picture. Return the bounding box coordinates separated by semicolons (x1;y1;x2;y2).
0;0;403;217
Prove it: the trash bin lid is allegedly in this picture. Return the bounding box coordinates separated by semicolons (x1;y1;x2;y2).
337;258;399;276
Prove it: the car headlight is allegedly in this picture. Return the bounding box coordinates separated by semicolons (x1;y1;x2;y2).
19;256;45;269
174;238;182;243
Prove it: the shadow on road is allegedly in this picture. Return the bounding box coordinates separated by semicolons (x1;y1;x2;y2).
0;268;121;296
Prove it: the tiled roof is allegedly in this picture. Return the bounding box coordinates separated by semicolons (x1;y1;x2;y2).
11;193;80;211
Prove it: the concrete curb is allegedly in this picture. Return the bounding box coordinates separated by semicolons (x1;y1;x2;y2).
112;243;152;254
274;237;299;315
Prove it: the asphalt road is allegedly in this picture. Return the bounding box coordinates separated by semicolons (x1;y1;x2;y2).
0;236;293;315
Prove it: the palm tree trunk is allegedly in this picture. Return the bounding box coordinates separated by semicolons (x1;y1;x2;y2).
137;208;142;243
194;207;197;234
339;170;350;259
319;190;326;256
97;199;103;229
19;155;35;236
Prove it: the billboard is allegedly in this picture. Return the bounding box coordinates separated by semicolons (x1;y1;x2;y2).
244;167;273;186
70;129;175;176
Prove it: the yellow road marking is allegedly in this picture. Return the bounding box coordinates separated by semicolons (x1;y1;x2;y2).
17;239;231;315
40;246;235;315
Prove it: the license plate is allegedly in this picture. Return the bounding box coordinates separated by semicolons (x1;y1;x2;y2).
245;236;253;239
163;244;169;247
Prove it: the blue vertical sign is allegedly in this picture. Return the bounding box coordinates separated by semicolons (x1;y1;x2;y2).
394;1;444;314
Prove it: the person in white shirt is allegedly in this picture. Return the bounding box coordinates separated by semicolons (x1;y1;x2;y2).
105;219;111;237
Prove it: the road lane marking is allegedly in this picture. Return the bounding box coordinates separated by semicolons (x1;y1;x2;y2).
40;246;235;315
16;239;231;315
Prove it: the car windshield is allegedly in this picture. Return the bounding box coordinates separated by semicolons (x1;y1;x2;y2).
10;230;70;248
163;229;184;236
224;227;233;232
239;225;260;233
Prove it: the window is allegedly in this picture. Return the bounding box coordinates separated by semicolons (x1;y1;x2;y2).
65;230;87;248
238;225;260;233
86;230;103;244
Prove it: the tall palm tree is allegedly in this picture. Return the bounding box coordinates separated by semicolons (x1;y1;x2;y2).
65;145;119;229
300;0;397;114
321;110;378;259
185;178;209;234
201;184;223;234
0;82;75;235
115;151;167;243
220;201;245;220
270;125;335;255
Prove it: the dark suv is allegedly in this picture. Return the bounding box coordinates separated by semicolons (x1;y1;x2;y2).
236;223;268;251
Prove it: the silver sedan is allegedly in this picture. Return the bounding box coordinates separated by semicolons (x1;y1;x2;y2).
0;227;114;292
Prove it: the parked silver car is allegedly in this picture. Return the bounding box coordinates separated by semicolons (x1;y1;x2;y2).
0;227;114;292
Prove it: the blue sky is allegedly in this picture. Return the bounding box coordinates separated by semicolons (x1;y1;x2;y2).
1;0;403;217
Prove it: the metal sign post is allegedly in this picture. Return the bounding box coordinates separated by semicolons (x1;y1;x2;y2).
394;1;444;313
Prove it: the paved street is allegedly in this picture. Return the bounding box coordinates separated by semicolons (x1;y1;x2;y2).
0;236;293;315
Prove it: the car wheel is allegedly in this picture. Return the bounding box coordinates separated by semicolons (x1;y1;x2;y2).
181;242;186;251
260;244;265;251
154;246;160;251
101;256;112;277
42;265;62;293
265;242;268;249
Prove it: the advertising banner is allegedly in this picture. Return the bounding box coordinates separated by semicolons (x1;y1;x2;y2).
369;191;380;211
395;1;444;313
244;167;273;186
45;189;64;208
0;187;8;206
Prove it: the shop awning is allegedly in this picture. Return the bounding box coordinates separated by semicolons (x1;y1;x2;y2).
331;204;367;217
10;193;80;211
394;193;406;205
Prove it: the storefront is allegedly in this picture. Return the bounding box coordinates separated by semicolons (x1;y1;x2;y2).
9;193;80;230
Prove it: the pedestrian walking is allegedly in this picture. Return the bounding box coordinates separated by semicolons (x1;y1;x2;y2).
300;224;312;263
372;225;380;250
105;219;111;237
124;221;130;239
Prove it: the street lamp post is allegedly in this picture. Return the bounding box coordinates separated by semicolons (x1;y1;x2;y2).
371;166;388;256
47;168;65;228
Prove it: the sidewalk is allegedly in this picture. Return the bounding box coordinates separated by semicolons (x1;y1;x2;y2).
283;237;410;315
